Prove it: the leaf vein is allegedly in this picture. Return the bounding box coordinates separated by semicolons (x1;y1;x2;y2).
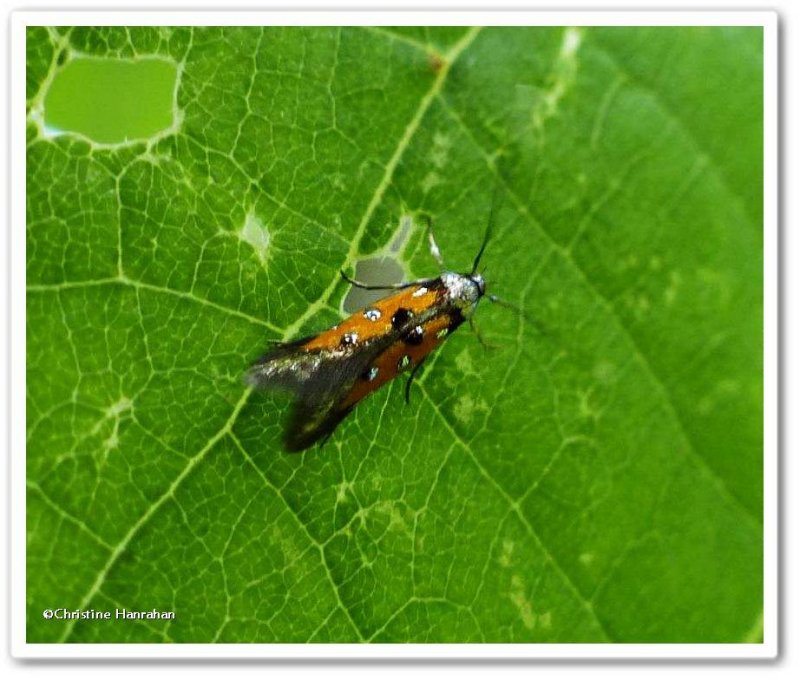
416;383;614;642
58;387;253;643
438;95;760;528
278;26;483;342
228;430;366;642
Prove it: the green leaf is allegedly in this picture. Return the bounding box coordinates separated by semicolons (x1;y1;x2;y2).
26;25;763;643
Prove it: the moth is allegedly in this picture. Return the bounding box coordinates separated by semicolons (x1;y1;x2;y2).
246;222;512;452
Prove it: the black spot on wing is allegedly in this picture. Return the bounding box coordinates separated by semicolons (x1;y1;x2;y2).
402;324;424;345
247;320;424;452
391;308;414;329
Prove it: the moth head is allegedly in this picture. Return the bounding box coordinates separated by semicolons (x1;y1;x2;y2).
469;273;486;297
442;271;486;312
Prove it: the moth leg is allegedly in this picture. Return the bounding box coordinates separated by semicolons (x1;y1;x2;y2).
488;295;549;336
317;429;335;451
340;270;434;291
469;317;499;351
422;215;446;271
488;294;528;318
404;359;426;404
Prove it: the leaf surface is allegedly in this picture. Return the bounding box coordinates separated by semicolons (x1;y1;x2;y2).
26;25;763;643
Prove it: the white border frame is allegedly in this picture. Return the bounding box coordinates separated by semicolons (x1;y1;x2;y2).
9;10;778;660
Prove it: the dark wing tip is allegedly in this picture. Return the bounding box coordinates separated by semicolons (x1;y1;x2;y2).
283;400;353;453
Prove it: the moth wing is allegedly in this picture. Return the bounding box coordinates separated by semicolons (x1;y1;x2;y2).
245;335;326;396
246;335;389;402
246;334;396;452
283;398;353;452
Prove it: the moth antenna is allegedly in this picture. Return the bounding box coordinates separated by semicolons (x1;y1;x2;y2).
471;182;503;274
470;225;492;275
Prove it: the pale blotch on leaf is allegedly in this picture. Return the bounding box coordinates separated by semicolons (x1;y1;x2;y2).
625;291;651;316
454;394;475;423
697;379;740;416
592;360;616;386
577;387;602;421
387;502;412;534
578;552;595;567
91;395;131;437
421;134;447;190
562;25;583;54
365;500;412;535
239;211;271;265
498;539;515;568
454;347;478;376
103;431;120;454
270;524;302;564
624;253;640;270
421;170;443;193
429;131;452;169
665;270;683;306
509;574;537;630
335;480;354;504
330;172;347;191
538;611;552;629
698;267;733;306
453;394;488;424
531;26;584;135
92;396;132;463
105;396;132;418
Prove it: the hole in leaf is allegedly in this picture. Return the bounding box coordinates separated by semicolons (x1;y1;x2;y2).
43;56;178;144
342;256;406;313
